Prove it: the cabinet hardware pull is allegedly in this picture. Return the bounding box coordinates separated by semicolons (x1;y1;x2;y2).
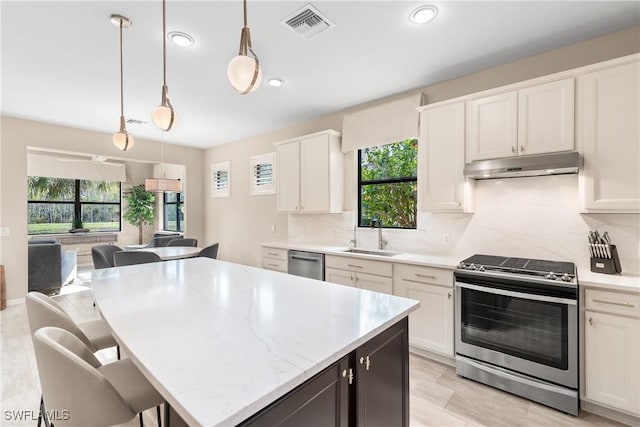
350;275;355;281
592;299;635;308
347;264;363;269
348;368;354;384
267;263;279;267
267;252;279;256
520;145;525;152
448;293;452;299
511;146;516;153
359;356;371;371
415;273;436;279
589;317;593;326
458;201;462;207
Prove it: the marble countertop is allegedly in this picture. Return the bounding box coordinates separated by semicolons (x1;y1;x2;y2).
261;241;460;270
577;268;640;292
92;258;419;426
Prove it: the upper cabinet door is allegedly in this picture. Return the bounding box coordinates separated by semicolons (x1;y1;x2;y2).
276;141;300;212
419;102;471;212
466;91;518;161
580;60;640;212
300;134;331;213
518;78;575;156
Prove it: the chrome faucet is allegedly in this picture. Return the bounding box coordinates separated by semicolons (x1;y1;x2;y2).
349;225;357;248
371;219;388;250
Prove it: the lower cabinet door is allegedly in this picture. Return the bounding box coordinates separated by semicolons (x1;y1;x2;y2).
356;271;393;295
326;267;355;287
395;279;454;356
240;356;350;426
356;317;409;427
585;310;640;415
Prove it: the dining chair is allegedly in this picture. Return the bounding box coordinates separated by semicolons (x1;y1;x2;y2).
91;244;123;269
167;238;198;247
113;251;162;267
33;326;163;427
197;243;219;259
25;292;121;427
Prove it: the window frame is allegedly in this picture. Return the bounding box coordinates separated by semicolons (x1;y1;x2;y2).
27;178;122;235
163;191;184;232
357;142;418;230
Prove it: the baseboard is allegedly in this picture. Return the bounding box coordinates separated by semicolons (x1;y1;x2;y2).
6;297;24;307
581;399;640;426
409;345;455;367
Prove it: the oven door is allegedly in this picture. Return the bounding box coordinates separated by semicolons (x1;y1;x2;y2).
455;279;577;389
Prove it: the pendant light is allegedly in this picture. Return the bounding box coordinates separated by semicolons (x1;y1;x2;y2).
111;14;135;151
145;138;182;193
152;0;177;131
227;0;262;94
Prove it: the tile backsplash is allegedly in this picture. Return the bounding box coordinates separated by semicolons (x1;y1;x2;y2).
289;174;640;274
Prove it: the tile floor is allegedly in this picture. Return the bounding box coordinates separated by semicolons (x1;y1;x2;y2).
0;284;626;427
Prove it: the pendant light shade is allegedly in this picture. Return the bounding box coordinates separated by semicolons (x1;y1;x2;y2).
152;0;177;131
145;177;182;193
111;14;134;151
227;0;262;94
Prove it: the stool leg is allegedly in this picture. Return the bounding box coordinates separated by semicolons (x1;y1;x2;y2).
117;345;121;360
139;412;143;427
156;405;162;427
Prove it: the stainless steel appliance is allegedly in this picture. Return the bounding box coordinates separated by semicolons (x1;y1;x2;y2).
288;250;325;281
454;254;579;415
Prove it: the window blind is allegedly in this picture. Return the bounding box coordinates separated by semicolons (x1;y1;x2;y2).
341;93;426;152
250;152;275;195
211;161;231;198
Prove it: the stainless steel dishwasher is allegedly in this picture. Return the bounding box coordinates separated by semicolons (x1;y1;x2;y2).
288;250;325;280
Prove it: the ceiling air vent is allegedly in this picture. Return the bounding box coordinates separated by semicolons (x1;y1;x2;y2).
281;4;334;39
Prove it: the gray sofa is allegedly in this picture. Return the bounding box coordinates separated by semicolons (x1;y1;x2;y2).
28;238;77;294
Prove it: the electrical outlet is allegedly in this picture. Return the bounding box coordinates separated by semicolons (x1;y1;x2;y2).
442;233;450;246
0;227;9;237
328;228;336;237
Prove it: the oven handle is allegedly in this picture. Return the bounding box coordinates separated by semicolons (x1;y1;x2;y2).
455;282;576;306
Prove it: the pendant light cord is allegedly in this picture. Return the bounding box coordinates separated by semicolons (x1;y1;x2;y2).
119;20;124;120
162;0;167;86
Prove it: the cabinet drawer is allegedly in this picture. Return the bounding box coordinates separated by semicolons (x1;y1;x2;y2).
325;255;392;277
585;289;640;318
396;264;452;288
262;258;288;273
262;247;288;261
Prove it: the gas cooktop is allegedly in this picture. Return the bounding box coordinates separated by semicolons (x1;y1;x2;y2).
456;254;576;284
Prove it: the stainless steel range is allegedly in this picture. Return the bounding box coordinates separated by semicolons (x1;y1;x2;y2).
454;254;579;415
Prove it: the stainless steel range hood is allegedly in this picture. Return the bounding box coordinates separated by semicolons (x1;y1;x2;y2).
463;151;581;179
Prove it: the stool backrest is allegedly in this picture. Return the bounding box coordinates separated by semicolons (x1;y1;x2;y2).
113;251;162;267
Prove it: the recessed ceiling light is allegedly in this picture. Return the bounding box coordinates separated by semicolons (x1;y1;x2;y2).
268;78;285;87
409;5;439;24
168;31;194;47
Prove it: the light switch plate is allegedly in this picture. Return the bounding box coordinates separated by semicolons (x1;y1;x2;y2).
0;227;9;237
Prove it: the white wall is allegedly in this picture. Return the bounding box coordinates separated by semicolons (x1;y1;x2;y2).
204;26;640;272
0;117;206;300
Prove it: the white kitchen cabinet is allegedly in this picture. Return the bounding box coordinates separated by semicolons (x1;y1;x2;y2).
466;78;574;162
579;59;640;212
585;309;639;415
418;101;473;212
275;130;343;213
393;264;454;357
325;255;393;295
261;246;288;273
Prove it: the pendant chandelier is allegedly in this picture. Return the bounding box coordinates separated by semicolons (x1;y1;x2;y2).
227;0;262;94
145;139;182;193
111;14;135;151
151;0;177;131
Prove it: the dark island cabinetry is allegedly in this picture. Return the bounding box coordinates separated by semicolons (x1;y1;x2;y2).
240;317;409;427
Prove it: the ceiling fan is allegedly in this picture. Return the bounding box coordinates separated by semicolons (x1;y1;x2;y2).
57;155;123;167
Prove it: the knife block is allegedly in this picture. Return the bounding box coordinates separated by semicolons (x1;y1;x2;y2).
590;245;622;274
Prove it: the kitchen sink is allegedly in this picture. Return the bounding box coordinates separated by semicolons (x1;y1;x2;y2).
341;248;399;257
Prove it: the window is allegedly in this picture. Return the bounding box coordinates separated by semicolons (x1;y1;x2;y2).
250;152;275;195
358;139;417;229
164;192;184;232
28;177;121;234
211;161;231;198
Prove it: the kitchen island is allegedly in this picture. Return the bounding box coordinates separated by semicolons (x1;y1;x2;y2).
92;258;419;426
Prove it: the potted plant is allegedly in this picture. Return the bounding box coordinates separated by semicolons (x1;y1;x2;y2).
69;214;89;233
123;184;155;244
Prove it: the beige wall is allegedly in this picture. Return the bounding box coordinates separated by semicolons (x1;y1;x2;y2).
205;26;640;269
0;117;205;300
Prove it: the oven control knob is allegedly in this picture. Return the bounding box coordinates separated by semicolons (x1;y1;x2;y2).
458;262;466;269
561;273;572;282
545;272;557;280
469;264;477;270
478;266;485;272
